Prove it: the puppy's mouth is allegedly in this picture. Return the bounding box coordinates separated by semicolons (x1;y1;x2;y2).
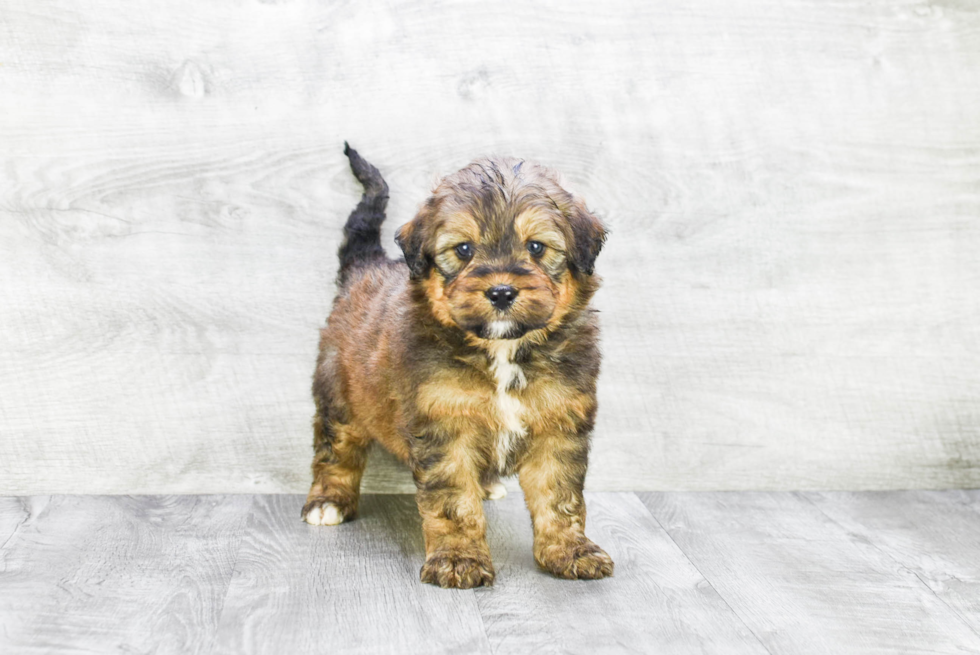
468;319;545;340
481;319;523;340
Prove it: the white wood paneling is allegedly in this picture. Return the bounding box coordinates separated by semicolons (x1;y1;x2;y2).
0;0;978;493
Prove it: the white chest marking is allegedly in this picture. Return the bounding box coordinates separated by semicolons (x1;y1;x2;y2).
487;341;527;472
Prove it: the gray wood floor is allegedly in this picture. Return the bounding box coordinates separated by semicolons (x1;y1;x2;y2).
2;491;979;654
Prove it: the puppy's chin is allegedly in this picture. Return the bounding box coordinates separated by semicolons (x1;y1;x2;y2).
480;319;524;340
469;319;550;340
456;319;526;340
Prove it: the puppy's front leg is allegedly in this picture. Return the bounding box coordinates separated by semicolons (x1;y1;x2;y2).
519;432;614;580
414;440;495;589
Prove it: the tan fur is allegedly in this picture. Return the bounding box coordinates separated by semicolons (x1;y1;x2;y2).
304;155;611;587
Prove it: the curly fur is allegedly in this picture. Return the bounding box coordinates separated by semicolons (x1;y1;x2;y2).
302;144;612;588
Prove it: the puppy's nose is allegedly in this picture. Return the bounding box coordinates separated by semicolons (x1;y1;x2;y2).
485;285;518;310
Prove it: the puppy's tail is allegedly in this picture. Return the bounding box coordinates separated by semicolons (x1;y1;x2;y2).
337;142;389;284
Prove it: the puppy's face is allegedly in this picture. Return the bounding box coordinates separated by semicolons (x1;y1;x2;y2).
396;158;605;340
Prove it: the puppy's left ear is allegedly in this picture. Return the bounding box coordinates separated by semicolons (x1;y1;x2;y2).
564;196;606;276
396;198;439;280
395;218;428;280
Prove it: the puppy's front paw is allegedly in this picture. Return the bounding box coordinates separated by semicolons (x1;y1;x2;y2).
302;498;347;526
420;551;495;589
537;539;614;580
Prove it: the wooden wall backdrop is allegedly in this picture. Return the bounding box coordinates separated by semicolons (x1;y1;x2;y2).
1;0;978;495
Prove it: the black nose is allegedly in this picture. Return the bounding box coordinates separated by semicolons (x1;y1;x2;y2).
485;285;518;310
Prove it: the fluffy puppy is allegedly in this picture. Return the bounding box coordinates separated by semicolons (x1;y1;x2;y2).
302;144;612;588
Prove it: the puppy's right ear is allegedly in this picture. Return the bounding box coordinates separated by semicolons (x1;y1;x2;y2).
395;203;433;280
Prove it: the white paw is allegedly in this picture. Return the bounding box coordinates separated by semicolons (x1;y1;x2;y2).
485;482;508;500
304;502;344;525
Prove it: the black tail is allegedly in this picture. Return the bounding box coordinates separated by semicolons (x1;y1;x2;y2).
337;142;389;284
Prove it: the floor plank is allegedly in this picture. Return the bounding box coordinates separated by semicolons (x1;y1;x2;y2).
212;494;492;655
476;491;767;655
0;495;253;654
5;492;980;654
639;492;980;654
803;490;980;639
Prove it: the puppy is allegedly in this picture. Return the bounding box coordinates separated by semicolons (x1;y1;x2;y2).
302;144;612;588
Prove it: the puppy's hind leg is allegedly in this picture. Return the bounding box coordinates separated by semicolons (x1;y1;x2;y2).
302;414;368;526
481;471;508;500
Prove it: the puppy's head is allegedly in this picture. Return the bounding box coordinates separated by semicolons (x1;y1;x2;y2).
396;157;605;341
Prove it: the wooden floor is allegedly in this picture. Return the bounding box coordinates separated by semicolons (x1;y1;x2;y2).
2;491;979;654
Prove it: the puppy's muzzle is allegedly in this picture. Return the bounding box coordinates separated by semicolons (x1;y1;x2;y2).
485;285;518;310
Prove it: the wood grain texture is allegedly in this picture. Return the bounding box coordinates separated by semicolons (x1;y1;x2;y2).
804;490;980;637
639;491;980;654
0;495;253;654
4;492;980;653
1;0;979;493
476;491;768;655
212;494;492;655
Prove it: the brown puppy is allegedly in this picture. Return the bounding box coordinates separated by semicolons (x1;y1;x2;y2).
302;144;612;588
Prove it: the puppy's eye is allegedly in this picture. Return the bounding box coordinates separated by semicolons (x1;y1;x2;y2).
454;243;473;260
526;240;545;257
